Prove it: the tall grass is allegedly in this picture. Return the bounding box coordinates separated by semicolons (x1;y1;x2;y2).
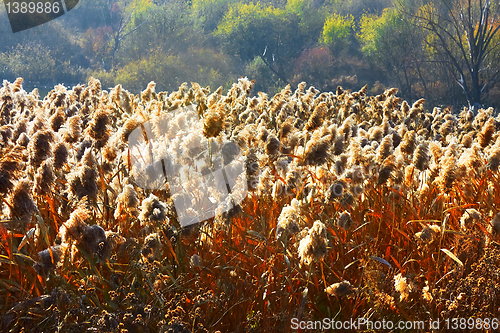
1;76;500;332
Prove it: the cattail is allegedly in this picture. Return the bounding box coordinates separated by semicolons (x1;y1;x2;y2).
487;145;500;171
415;224;440;244
257;126;269;143
276;198;302;239
138;194;169;226
59;197;91;244
394;273;415;302
8;178;36;220
400;100;410;116
33;159;54;196
404;165;415;186
336;86;343;96
325;281;356;298
297;220;328;266
332;136;344;156
58;198;110;258
303;135;330;165
350;165;364;185
337;211;352;230
0;124;13;144
461;131;474;148
435;153;457;191
12;117;28;142
203;108;225;138
28;129;54;168
49;107;66;132
0;149;23;194
459;143;483;172
409;98;425;117
265;135;280;160
76;140;92;161
81;224;108;259
105;231;126;251
429;141;442;162
326;180;347;201
339;191;355;208
369;127;384;142
102;140;118;163
120;184;139;209
284;167;300;193
375;135;393;164
28;115;48;137
334;154;348;176
413;142;430;171
478;117;495;148
53;141;68;170
61;115;82;144
400;130;416;155
34;244;67;275
377;155;396;185
89;77;102;96
120;117;141;142
460;209;481;230
142;233;162;260
439;119;454;137
67;164;98;200
114;184;139;219
12;77;23;93
279;117;295;139
86;109;111;149
245;148;259;191
141;81;156;103
489;213;500;237
305;102;327;131
392;131;401;148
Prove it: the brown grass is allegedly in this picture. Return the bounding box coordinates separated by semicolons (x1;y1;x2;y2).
1;77;500;332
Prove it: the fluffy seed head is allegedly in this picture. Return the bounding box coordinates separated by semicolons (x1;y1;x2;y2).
138;194;169;226
337;211;352;230
325;281;356;298
298;221;328;265
8;178;36;220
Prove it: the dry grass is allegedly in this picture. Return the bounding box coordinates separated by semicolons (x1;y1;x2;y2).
1;76;500;332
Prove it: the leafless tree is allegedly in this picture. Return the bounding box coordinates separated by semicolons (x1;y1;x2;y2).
404;0;500;108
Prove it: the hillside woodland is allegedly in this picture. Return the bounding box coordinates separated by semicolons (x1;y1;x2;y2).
1;0;500;110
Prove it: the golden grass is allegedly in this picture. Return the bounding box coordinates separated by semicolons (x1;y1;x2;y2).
1;76;500;332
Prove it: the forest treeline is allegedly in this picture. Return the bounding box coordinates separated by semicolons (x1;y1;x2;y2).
1;0;500;110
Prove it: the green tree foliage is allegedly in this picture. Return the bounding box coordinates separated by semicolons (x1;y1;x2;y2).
358;8;427;101
119;0;198;63
215;0;322;85
92;47;236;92
0;43;57;84
191;0;237;33
325;0;392;18
320;13;355;51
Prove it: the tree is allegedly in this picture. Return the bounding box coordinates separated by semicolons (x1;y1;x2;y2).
320;13;355;52
358;8;427;102
214;0;322;85
405;0;500;108
82;0;153;70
